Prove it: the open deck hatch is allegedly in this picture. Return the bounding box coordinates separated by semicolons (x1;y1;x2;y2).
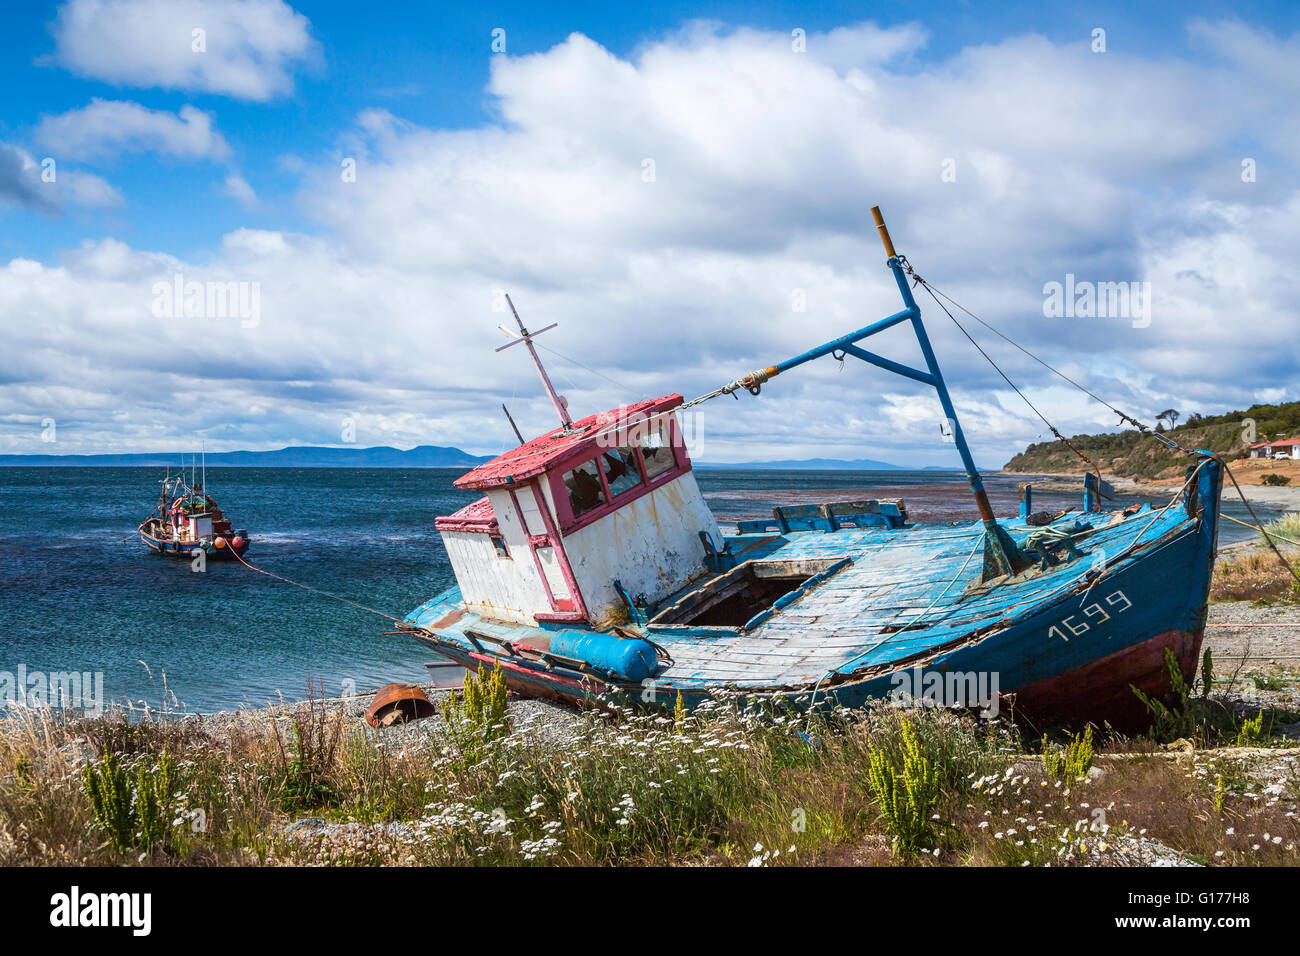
650;557;846;628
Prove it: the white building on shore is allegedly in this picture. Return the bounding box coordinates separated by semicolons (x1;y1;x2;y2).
1250;438;1300;459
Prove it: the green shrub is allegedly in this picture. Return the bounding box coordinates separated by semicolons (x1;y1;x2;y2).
1261;474;1291;487
82;750;176;854
441;660;509;764
136;750;175;850
1131;648;1278;746
864;717;940;854
82;752;134;853
1042;726;1094;787
860;706;1008;797
1132;649;1197;741
1235;712;1267;747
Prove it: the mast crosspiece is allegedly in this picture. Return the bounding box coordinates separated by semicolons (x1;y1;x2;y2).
496;294;574;433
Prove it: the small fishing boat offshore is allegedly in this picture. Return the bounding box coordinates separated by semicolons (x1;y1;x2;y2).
139;461;251;560
400;208;1225;729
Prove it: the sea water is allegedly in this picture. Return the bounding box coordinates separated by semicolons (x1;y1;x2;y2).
0;466;1272;713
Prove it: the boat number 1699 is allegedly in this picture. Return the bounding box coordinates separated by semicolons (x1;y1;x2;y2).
1046;590;1131;643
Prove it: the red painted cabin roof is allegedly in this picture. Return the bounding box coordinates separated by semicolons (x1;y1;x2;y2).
434;495;499;533
455;394;684;491
1251;438;1300;448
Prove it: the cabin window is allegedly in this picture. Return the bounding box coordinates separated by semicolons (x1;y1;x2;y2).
601;445;642;498
562;459;607;517
490;534;510;559
641;435;676;480
546;408;692;534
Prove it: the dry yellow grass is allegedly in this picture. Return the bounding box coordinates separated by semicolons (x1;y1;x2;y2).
1211;548;1297;603
1224;457;1300;486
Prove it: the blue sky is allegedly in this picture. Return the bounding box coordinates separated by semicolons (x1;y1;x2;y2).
2;1;1299;465
5;0;1297;261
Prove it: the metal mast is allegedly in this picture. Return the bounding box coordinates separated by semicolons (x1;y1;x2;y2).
496;294;574;433
869;207;1020;579
700;207;1024;581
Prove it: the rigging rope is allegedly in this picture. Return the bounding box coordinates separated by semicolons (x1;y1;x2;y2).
910;274;1102;477
900;262;1191;455
1220;512;1300;547
227;547;404;623
678;254;1194;480
536;341;648;401
492;254;1178;479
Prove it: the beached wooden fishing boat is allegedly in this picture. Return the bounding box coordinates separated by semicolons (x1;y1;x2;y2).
139;464;250;560
401;209;1223;728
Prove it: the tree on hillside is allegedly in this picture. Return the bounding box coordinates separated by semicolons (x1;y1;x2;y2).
1157;409;1180;429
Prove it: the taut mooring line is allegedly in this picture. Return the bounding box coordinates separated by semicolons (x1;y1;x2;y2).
227;547;404;623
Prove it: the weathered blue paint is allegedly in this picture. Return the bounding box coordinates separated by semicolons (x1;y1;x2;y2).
758;499;907;535
1083;472;1115;512
771;306;916;375
839;343;936;386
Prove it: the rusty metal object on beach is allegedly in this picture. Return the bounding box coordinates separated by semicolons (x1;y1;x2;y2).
365;683;436;728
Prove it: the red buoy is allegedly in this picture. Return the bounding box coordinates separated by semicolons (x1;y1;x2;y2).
231;536;244;549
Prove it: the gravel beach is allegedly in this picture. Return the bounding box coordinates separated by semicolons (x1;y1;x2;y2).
180;600;1299;751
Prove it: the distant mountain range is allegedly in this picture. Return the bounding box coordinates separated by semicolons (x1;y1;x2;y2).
0;445;492;468
0;445;964;471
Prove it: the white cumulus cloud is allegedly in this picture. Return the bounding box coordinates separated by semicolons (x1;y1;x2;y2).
45;0;319;101
35;100;231;163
